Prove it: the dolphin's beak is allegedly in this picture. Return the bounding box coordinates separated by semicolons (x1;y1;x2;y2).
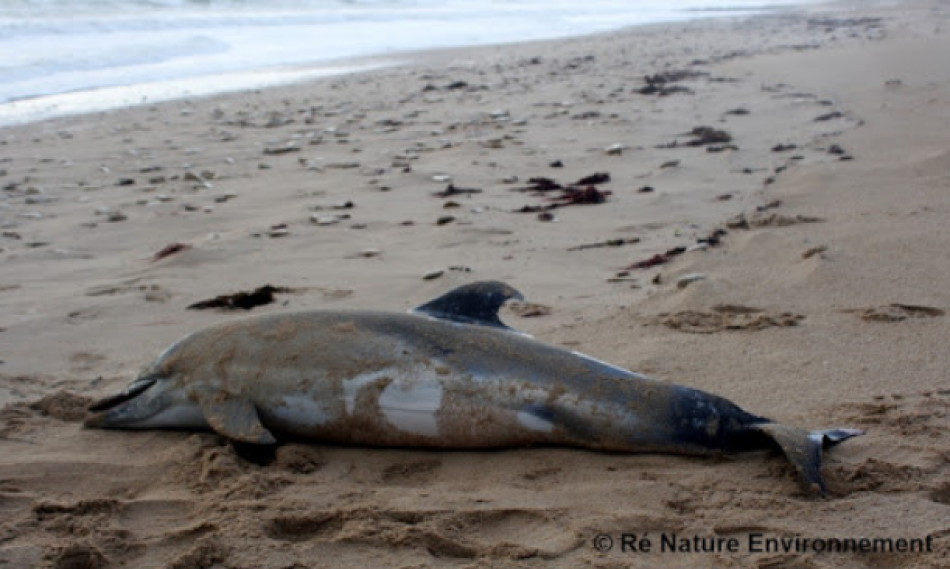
84;376;158;428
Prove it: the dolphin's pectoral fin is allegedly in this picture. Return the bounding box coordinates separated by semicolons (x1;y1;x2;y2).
199;395;276;445
411;281;525;330
750;423;863;497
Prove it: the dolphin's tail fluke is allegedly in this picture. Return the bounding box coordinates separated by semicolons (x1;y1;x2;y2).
750;423;864;497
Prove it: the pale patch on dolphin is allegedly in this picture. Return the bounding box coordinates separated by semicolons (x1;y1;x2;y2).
85;280;863;496
378;382;442;437
517;409;555;433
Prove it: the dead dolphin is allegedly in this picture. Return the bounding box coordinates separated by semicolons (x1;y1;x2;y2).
85;281;861;495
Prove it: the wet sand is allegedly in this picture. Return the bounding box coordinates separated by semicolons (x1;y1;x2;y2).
2;1;949;567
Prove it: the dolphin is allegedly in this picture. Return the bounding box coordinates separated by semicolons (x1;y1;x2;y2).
85;281;862;495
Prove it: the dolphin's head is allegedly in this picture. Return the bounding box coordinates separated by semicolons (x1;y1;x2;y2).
86;332;210;430
84;374;172;428
84;369;205;431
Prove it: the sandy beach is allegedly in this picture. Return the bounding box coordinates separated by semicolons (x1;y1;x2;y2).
2;0;950;567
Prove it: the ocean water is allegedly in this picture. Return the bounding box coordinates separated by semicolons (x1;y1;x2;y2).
0;0;816;125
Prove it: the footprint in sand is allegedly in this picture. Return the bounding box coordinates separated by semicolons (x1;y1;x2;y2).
262;506;580;561
49;543;109;569
847;304;945;322
660;305;804;333
428;509;580;560
264;512;344;543
832;391;950;438
826;391;950;496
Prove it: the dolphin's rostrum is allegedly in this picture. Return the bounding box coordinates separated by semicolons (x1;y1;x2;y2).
85;281;862;495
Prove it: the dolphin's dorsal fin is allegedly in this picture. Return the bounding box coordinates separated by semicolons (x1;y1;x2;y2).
199;394;276;445
750;423;863;496
412;281;525;330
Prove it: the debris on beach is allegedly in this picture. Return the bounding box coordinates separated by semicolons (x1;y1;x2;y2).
574;173;610;185
625;253;673;270
512;177;563;193
568;237;641;251
310;214;350;226
432;184;482;198
697;228;728;247
660;127;733;148
685;127;732;146
188;285;293;311
623;240;708;270
150;242;191;262
727;212;823;229
706;144;739;153
677;273;707;289
639;83;692;96
549;186;611;206
637;70;706;96
515;204;555;213
268;224;290;237
814;111;844;122
607;272;640;285
802;245;828;259
827;144;853;160
263;143;300;155
512;173;612;212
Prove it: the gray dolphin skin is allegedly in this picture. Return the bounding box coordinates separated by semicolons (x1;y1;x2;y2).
85;281;862;495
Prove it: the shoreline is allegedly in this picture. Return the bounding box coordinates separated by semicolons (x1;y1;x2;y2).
2;0;950;567
0;2;819;129
0;59;400;128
